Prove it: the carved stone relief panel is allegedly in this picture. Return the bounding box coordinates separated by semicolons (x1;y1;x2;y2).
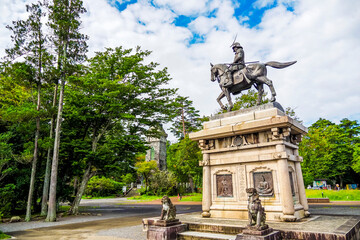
290;134;302;145
216;174;233;197
198;139;215;150
253;172;274;197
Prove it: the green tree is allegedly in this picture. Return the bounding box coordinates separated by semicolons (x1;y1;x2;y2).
299;118;360;187
170;96;201;139
6;1;53;221
62;46;177;214
122;173;136;185
46;0;88;222
353;144;360;173
135;160;158;193
0;133;13;182
167;135;202;192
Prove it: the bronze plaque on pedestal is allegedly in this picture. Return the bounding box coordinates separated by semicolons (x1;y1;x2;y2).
216;174;233;197
253;172;274;197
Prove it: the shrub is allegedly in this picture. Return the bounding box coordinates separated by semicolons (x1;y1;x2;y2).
85;176;124;197
148;170;177;196
0;230;11;239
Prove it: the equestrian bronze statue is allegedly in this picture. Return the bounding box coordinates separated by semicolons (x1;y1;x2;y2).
210;42;296;111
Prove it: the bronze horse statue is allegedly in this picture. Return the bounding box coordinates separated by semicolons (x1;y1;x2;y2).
210;61;296;110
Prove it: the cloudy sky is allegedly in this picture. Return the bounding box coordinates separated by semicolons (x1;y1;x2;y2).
1;0;359;139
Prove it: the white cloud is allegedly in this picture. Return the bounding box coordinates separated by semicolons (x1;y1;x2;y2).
152;0;209;16
1;0;359;142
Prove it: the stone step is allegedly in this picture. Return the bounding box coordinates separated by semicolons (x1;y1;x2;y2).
187;222;243;235
178;231;237;240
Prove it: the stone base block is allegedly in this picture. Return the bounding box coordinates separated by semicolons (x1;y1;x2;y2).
147;224;187;240
236;229;280;240
280;214;297;222
143;218;187;240
155;219;180;227
243;227;272;235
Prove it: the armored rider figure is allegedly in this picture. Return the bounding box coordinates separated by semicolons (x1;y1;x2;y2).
224;42;250;87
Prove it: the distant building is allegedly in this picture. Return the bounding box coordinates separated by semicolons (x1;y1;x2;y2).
145;127;167;171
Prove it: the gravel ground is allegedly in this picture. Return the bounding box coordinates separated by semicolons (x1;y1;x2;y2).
96;224;146;240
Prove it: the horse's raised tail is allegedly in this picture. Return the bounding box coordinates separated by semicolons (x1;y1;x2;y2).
265;61;297;69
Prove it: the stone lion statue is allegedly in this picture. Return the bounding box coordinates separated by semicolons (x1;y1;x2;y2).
246;188;268;230
160;196;176;221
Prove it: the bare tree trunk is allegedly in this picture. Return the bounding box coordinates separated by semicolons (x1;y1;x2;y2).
339;175;343;189
25;83;41;222
45;78;65;222
41;84;58;216
69;164;95;215
188;176;195;193
181;106;186;137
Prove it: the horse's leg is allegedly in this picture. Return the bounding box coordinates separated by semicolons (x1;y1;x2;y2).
256;84;264;105
217;91;226;110
257;76;276;102
224;88;233;111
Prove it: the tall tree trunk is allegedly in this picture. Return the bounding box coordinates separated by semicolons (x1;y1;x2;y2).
339;175;343;189
188;176;195;193
181;106;186;137
46;78;65;222
69;164;95;215
41;84;58;216
25;82;41;222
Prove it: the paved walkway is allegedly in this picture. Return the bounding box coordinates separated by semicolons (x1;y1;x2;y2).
1;197;359;239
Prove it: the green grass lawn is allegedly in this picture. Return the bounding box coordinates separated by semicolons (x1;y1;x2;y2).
179;193;202;202
82;195;120;199
305;189;360;201
127;195;166;201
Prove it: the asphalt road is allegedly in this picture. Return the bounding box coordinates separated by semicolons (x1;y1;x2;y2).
2;199;360;240
1;202;202;240
308;204;360;216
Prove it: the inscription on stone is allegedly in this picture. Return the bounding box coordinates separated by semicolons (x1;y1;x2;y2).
253;172;274;197
216;174;233;197
238;165;247;200
289;172;295;196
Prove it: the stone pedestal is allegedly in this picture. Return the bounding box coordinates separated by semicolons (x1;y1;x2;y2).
143;218;187;240
236;228;280;240
189;103;309;221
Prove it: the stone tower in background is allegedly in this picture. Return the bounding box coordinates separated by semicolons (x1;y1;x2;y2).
145;127;167;170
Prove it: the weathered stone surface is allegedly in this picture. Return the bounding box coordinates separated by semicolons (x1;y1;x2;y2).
147;224;187;240
155;219;180;227
209;102;285;121
236;230;280;240
143;217;187;240
178;214;360;240
243;228;273;236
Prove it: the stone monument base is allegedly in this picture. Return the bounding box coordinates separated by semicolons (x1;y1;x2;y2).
143;218;187;240
189;102;310;222
236;228;280;240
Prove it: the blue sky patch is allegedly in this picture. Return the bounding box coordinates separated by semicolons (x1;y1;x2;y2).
234;0;277;28
233;0;295;28
110;0;138;12
173;15;194;27
188;33;206;45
